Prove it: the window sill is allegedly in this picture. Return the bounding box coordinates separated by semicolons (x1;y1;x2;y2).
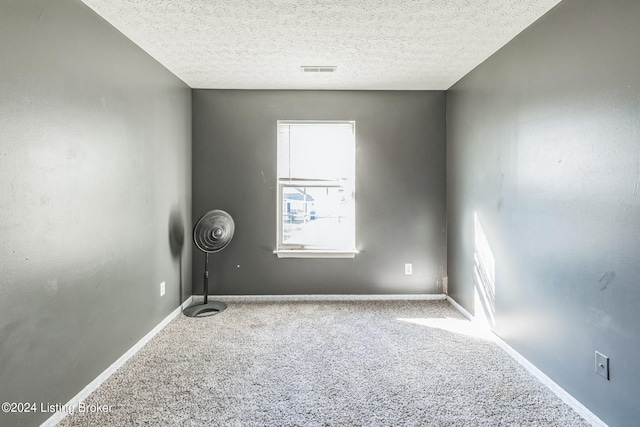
274;250;359;259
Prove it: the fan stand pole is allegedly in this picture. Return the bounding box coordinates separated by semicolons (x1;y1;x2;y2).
183;252;227;317
203;252;209;305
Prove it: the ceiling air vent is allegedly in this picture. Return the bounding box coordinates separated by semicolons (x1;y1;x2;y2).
301;66;337;73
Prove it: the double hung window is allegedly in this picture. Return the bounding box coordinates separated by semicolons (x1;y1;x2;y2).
275;121;356;258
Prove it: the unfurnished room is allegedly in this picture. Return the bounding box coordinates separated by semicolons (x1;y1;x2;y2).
1;0;639;426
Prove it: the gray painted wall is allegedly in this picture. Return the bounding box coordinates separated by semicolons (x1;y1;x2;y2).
0;1;191;425
193;90;446;295
446;0;640;425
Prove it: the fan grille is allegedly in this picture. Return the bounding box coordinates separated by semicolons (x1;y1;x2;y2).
193;210;235;253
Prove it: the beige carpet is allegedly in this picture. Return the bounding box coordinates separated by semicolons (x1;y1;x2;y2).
58;300;590;426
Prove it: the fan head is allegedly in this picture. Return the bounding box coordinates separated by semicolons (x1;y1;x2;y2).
193;210;235;253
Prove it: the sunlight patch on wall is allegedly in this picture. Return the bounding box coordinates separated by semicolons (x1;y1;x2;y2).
474;212;496;328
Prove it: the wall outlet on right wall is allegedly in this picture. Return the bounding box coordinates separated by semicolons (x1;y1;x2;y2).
595;351;609;380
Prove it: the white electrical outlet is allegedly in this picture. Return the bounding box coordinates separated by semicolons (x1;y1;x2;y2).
160;281;165;296
405;263;413;275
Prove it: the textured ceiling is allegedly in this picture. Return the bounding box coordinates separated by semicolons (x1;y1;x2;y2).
80;0;562;90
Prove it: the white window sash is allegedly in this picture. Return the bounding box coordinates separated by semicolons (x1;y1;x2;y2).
275;120;356;257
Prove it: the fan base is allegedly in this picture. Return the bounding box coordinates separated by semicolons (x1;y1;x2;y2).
183;301;227;317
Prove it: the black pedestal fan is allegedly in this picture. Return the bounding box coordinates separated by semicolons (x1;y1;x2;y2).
183;210;234;317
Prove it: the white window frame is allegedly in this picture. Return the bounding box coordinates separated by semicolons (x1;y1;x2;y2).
274;120;358;259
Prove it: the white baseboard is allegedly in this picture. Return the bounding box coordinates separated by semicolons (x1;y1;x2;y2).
40;297;193;427
192;293;447;303
446;295;473;320
445;296;607;427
